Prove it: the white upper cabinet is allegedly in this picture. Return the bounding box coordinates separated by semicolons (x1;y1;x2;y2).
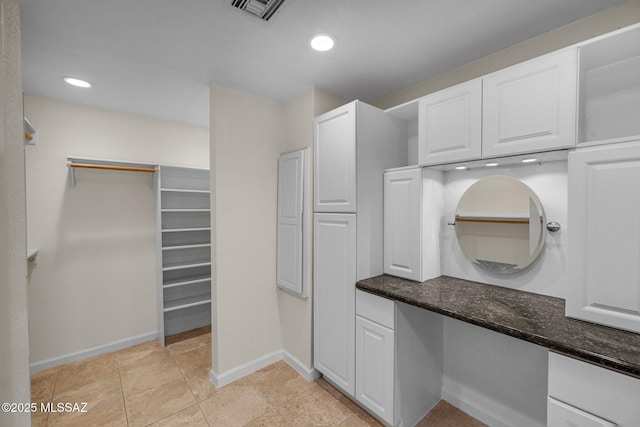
567;141;640;333
482;48;578;158
418;79;482;165
314;103;357;213
383;167;443;282
384;168;422;280
578;25;640;146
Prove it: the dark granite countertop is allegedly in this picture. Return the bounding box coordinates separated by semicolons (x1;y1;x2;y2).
357;274;640;379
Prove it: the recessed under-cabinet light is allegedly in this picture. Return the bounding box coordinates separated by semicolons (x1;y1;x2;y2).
522;158;538;163
485;162;499;167
63;77;92;88
455;166;467;170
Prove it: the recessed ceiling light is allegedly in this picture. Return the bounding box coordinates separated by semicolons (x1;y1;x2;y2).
455;166;467;170
310;34;336;52
485;162;499;167
522;158;538;163
63;77;92;88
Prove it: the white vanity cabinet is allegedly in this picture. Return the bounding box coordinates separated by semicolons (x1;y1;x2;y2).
548;352;640;426
417;79;482;166
314;100;406;398
355;290;443;427
567;141;640;333
383;167;442;282
356;290;396;425
482;48;577;158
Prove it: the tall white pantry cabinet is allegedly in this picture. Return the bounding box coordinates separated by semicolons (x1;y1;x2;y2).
313;100;405;397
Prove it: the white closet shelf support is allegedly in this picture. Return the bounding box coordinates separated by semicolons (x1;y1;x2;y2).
67;156;159;188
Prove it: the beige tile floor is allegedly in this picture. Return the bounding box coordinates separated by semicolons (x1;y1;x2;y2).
30;327;485;426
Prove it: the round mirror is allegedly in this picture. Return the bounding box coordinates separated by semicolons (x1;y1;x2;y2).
455;175;545;274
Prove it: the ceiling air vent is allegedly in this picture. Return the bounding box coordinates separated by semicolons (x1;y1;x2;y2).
231;0;286;21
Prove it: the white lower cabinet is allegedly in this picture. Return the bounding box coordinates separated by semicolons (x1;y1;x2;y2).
548;352;640;426
356;290;396;425
356;316;395;425
355;290;443;426
314;213;357;396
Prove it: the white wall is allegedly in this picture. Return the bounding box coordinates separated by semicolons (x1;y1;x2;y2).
441;161;568;298
0;0;31;425
277;88;346;372
442;318;548;427
209;84;285;375
24;95;209;367
373;1;640;109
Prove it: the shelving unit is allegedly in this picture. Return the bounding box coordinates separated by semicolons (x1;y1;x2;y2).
578;24;640;145
156;166;211;346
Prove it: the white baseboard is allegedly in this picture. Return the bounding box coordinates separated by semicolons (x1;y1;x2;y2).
209;349;319;388
30;331;158;373
209;350;283;388
283;350;320;382
442;385;545;427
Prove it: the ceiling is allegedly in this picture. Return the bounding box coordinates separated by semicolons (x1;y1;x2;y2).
20;0;626;128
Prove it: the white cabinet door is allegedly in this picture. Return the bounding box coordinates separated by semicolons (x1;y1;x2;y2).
567;141;640;333
548;398;617;427
418;79;482;165
384;168;422;281
482;48;577;158
313;213;356;396
314;102;357;213
277;149;306;296
356;315;395;425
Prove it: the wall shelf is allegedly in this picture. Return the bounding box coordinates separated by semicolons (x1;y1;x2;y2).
161;188;210;194
161;261;211;272
156;165;211;346
164;297;212;312
163;276;211;289
162;243;211;251
161;227;211;233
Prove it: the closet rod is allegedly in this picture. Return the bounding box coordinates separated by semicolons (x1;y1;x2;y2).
68;163;158;173
455;218;530;225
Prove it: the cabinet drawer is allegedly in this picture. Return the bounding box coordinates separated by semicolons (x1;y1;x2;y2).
548;397;616;427
548;353;640;425
356;290;395;329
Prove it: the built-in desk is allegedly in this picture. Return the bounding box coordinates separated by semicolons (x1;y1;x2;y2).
356;274;640;379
